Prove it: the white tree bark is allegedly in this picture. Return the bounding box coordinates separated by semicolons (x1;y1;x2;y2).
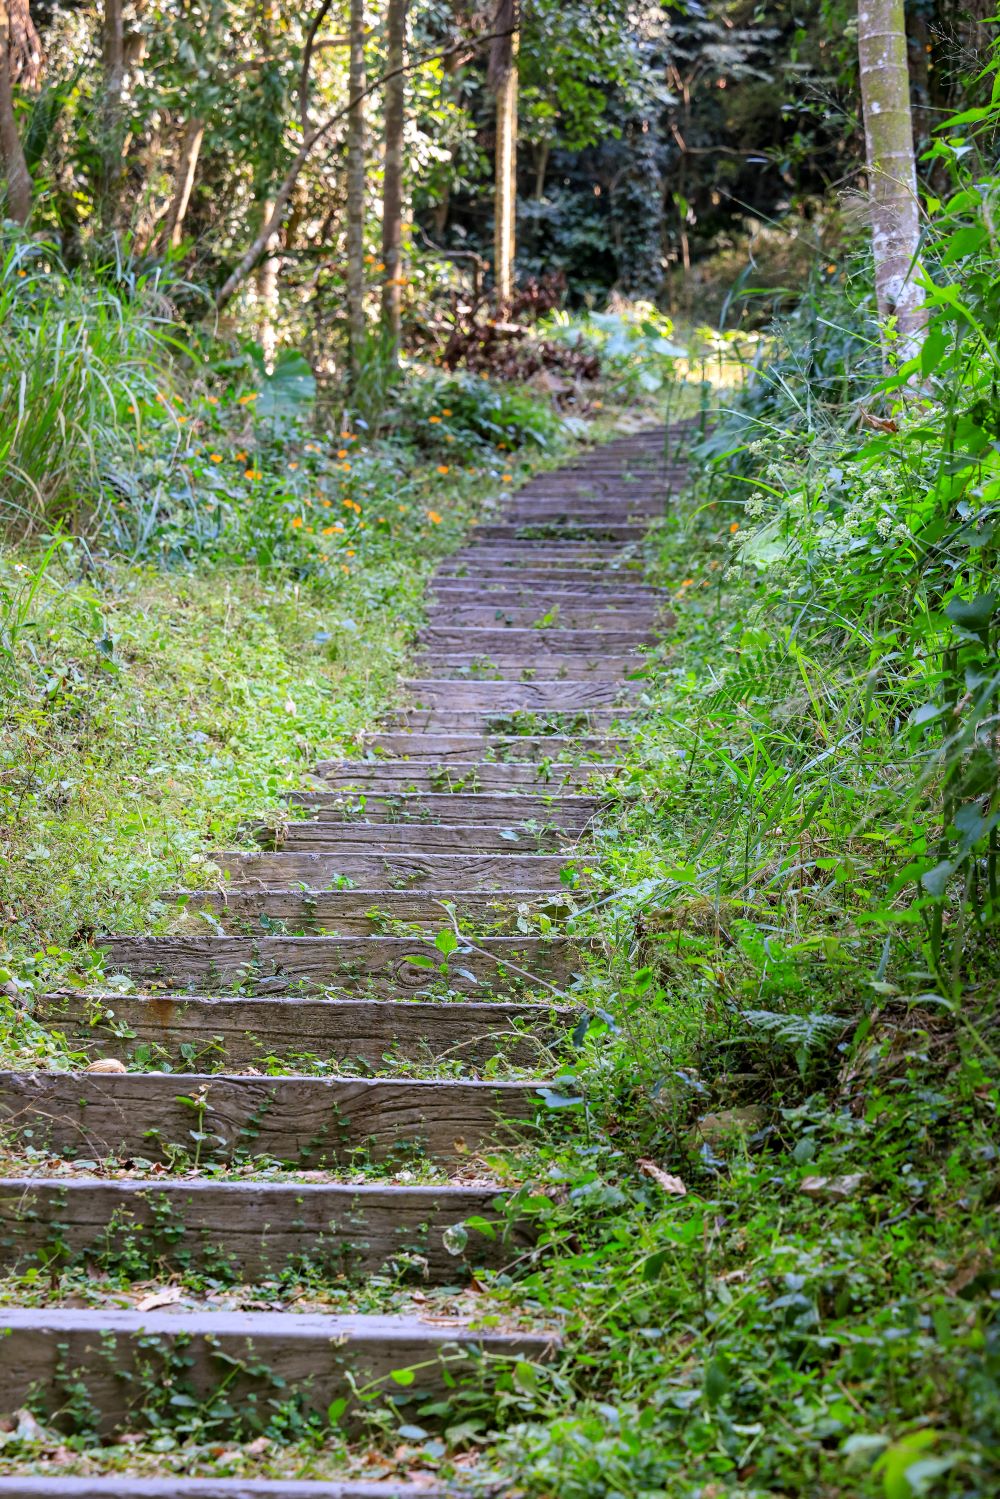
346;0;367;379
857;0;926;364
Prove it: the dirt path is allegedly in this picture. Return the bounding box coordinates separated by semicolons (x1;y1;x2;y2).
0;423;690;1495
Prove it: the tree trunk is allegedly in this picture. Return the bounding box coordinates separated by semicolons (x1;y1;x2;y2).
98;0;125;231
256;197;281;370
162;117;205;249
346;0;367;380
0;0;35;224
857;0;926;364
489;0;519;307
380;0;407;364
533;136;549;200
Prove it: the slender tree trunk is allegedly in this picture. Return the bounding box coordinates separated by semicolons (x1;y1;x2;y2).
533;136;549;200
161;117;204;249
346;0;367;379
489;0;519;307
256;197;281;369
380;0;407;364
857;0;926;364
0;0;31;222
98;0;125;231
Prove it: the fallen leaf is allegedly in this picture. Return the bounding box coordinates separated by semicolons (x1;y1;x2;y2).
85;1058;127;1074
638;1158;687;1196
799;1173;864;1202
135;1285;182;1312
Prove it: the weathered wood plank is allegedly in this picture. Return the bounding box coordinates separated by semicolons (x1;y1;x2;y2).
422;604;657;628
416;628;653;654
0;1177;528;1279
283;791;603;822
160;887;574;933
214;850;579;891
0;1308;555;1435
384;716;632;736
412;654;642;680
34;993;572;1068
0;1071;541;1164
362;732;620;761
473;523;648;542
430;579;666;598
0;1481;440;1498
437;567;647;585
100;934;581;990
403;678;637;708
272;823;582;854
313;760;616;787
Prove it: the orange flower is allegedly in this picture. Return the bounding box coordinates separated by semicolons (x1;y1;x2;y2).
340;462;351;472
209;453;223;463
340;430;355;440
337;449;349;458
346;548;355;557
593;400;603;409
288;461;299;471
237;392;258;406
436;465;450;475
341;564;350;574
501;473;512;483
235;451;247;462
429;415;441;424
244;468;262;480
206;395;219;405
442;408;452;417
730;522;740;533
322;499;332;508
322;525;341;535
291;516;304;529
427;509;442;524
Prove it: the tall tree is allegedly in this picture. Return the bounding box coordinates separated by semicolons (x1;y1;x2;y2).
346;0;367;379
857;0;925;363
380;0;408;364
161;117;205;249
488;0;518;306
0;0;39;225
97;0;126;230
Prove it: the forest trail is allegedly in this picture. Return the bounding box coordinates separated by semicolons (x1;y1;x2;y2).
0;425;689;1494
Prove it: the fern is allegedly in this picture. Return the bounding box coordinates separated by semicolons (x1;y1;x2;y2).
740;1008;848;1077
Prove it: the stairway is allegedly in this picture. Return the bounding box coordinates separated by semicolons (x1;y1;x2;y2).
0;424;688;1496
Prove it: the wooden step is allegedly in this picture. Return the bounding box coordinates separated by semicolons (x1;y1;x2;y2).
415;628;653;654
382;708;633;733
412;654;642;680
161;886;574;932
0;1483;442;1499
314;760;616;788
437;567;647;585
0;1177;526;1279
100;933;581;990
0;1071;541;1164
362;732;620;761
272;823;581;854
423;602;657;626
36;992;574;1069
284;791;603;822
215;850;579;890
473;523;648;542
403;678;637;709
430;579;666;598
0;1307;555;1435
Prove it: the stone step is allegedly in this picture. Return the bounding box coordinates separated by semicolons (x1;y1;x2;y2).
270;822;577;854
438;567;647;585
284;791;603;822
0;1307;555;1435
501;501;664;521
403;678;636;709
362;732;620;761
36;992;571;1068
162;886;573;932
0;1177;527;1280
215;849;577;890
314;760;616;788
0;1071;541;1165
101;933;580;991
